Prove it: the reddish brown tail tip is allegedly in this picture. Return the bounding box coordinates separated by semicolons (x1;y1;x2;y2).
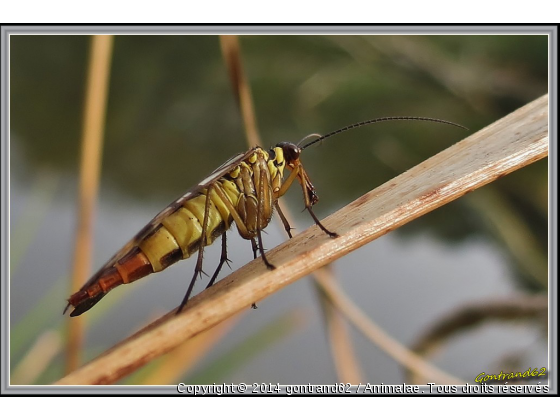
65;293;106;317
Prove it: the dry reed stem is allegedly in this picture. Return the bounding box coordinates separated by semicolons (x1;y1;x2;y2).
54;94;548;385
219;35;261;148
66;35;113;373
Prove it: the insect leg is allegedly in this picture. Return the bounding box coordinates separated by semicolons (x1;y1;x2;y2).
298;166;338;238
256;168;275;270
210;183;260;261
212;182;254;240
206;231;231;289
177;250;202;313
177;185;215;314
256;229;275;269
249;237;259;309
274;202;293;239
305;201;338;238
304;205;337;237
275;161;301;198
250;237;259;259
276;162;337;237
251;165;277;308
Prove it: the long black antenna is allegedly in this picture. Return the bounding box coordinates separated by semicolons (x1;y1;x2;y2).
299;116;467;150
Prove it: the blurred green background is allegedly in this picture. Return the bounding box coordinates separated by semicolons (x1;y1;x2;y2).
9;34;548;386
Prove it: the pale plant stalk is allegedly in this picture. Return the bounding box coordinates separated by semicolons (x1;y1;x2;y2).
66;35;113;373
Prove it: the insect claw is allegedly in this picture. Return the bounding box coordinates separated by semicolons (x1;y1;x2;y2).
251;303;258;309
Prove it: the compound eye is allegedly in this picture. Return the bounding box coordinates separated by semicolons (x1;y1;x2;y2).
278;142;301;163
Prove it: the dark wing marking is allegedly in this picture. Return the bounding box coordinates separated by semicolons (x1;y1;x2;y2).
75;148;258;292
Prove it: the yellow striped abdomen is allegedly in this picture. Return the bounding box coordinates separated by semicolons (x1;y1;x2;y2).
66;148;280;316
139;180;241;272
67;179;243;316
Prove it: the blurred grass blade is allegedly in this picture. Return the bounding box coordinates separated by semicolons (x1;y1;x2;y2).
187;309;305;384
10;172;59;274
12;330;62;385
467;189;548;287
317;269;462;384
11;276;66;358
133;315;240;385
406;294;548;384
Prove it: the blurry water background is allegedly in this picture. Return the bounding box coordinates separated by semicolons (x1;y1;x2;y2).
9;34;548;385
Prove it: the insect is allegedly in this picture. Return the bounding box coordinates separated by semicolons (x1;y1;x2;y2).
64;117;465;317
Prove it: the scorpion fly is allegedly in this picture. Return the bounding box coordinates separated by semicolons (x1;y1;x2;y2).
64;117;465;317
